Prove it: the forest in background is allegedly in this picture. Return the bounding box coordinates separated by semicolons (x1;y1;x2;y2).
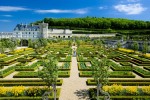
34;17;150;34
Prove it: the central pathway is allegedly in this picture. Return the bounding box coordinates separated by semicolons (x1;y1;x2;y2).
59;57;92;100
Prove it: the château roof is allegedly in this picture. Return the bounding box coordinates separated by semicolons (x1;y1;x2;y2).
14;24;40;31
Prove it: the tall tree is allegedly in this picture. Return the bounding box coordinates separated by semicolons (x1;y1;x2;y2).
38;55;58;100
92;58;110;100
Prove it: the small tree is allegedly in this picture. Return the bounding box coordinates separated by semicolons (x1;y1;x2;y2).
142;42;149;54
116;41;121;49
92;58;110;100
68;41;72;47
132;41;139;53
38;55;58;100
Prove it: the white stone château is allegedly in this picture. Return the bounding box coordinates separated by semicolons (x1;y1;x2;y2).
0;22;116;39
0;22;72;39
13;22;72;39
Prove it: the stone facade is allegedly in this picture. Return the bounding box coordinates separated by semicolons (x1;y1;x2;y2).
0;22;116;39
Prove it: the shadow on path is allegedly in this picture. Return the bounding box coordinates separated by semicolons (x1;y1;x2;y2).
74;89;90;100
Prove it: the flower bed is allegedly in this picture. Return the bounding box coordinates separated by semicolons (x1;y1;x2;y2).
118;48;134;53
0;86;60;99
89;85;150;99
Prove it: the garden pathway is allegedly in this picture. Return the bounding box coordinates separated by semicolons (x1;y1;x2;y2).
59;50;94;100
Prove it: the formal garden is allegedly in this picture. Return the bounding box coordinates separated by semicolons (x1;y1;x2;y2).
0;38;150;100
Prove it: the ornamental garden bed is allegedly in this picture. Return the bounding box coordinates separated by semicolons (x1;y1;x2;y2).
78;62;92;71
110;61;132;71
89;85;150;100
133;67;150;78
58;55;71;62
58;62;71;71
15;61;41;71
0;86;61;100
0;66;15;78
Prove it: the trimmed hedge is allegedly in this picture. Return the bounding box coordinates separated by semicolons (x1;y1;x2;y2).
0;79;63;86
110;61;132;71
87;79;150;86
79;71;135;78
58;62;71;71
0;66;15;78
13;71;70;78
133;67;150;78
144;66;150;71
78;62;92;71
15;61;41;71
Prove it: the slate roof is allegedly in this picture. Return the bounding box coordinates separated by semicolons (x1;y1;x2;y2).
14;24;40;31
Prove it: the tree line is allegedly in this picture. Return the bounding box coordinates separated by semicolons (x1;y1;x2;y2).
34;17;150;30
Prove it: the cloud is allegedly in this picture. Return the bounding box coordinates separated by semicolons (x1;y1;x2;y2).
35;8;88;14
0;20;11;22
127;0;140;2
2;15;12;17
99;6;107;10
0;6;29;11
114;3;146;15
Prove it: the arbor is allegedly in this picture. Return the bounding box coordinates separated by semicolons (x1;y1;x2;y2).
38;55;58;100
92;58;110;100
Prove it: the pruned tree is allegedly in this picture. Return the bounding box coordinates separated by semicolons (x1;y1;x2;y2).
38;55;58;100
92;58;110;100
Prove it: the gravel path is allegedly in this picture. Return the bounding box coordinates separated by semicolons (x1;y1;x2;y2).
59;57;93;100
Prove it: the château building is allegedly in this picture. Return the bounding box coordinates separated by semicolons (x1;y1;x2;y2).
0;22;116;39
0;22;72;39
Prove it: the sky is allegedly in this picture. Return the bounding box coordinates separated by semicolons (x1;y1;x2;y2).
0;0;149;32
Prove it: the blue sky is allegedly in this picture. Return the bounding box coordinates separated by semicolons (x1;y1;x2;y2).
0;0;149;32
